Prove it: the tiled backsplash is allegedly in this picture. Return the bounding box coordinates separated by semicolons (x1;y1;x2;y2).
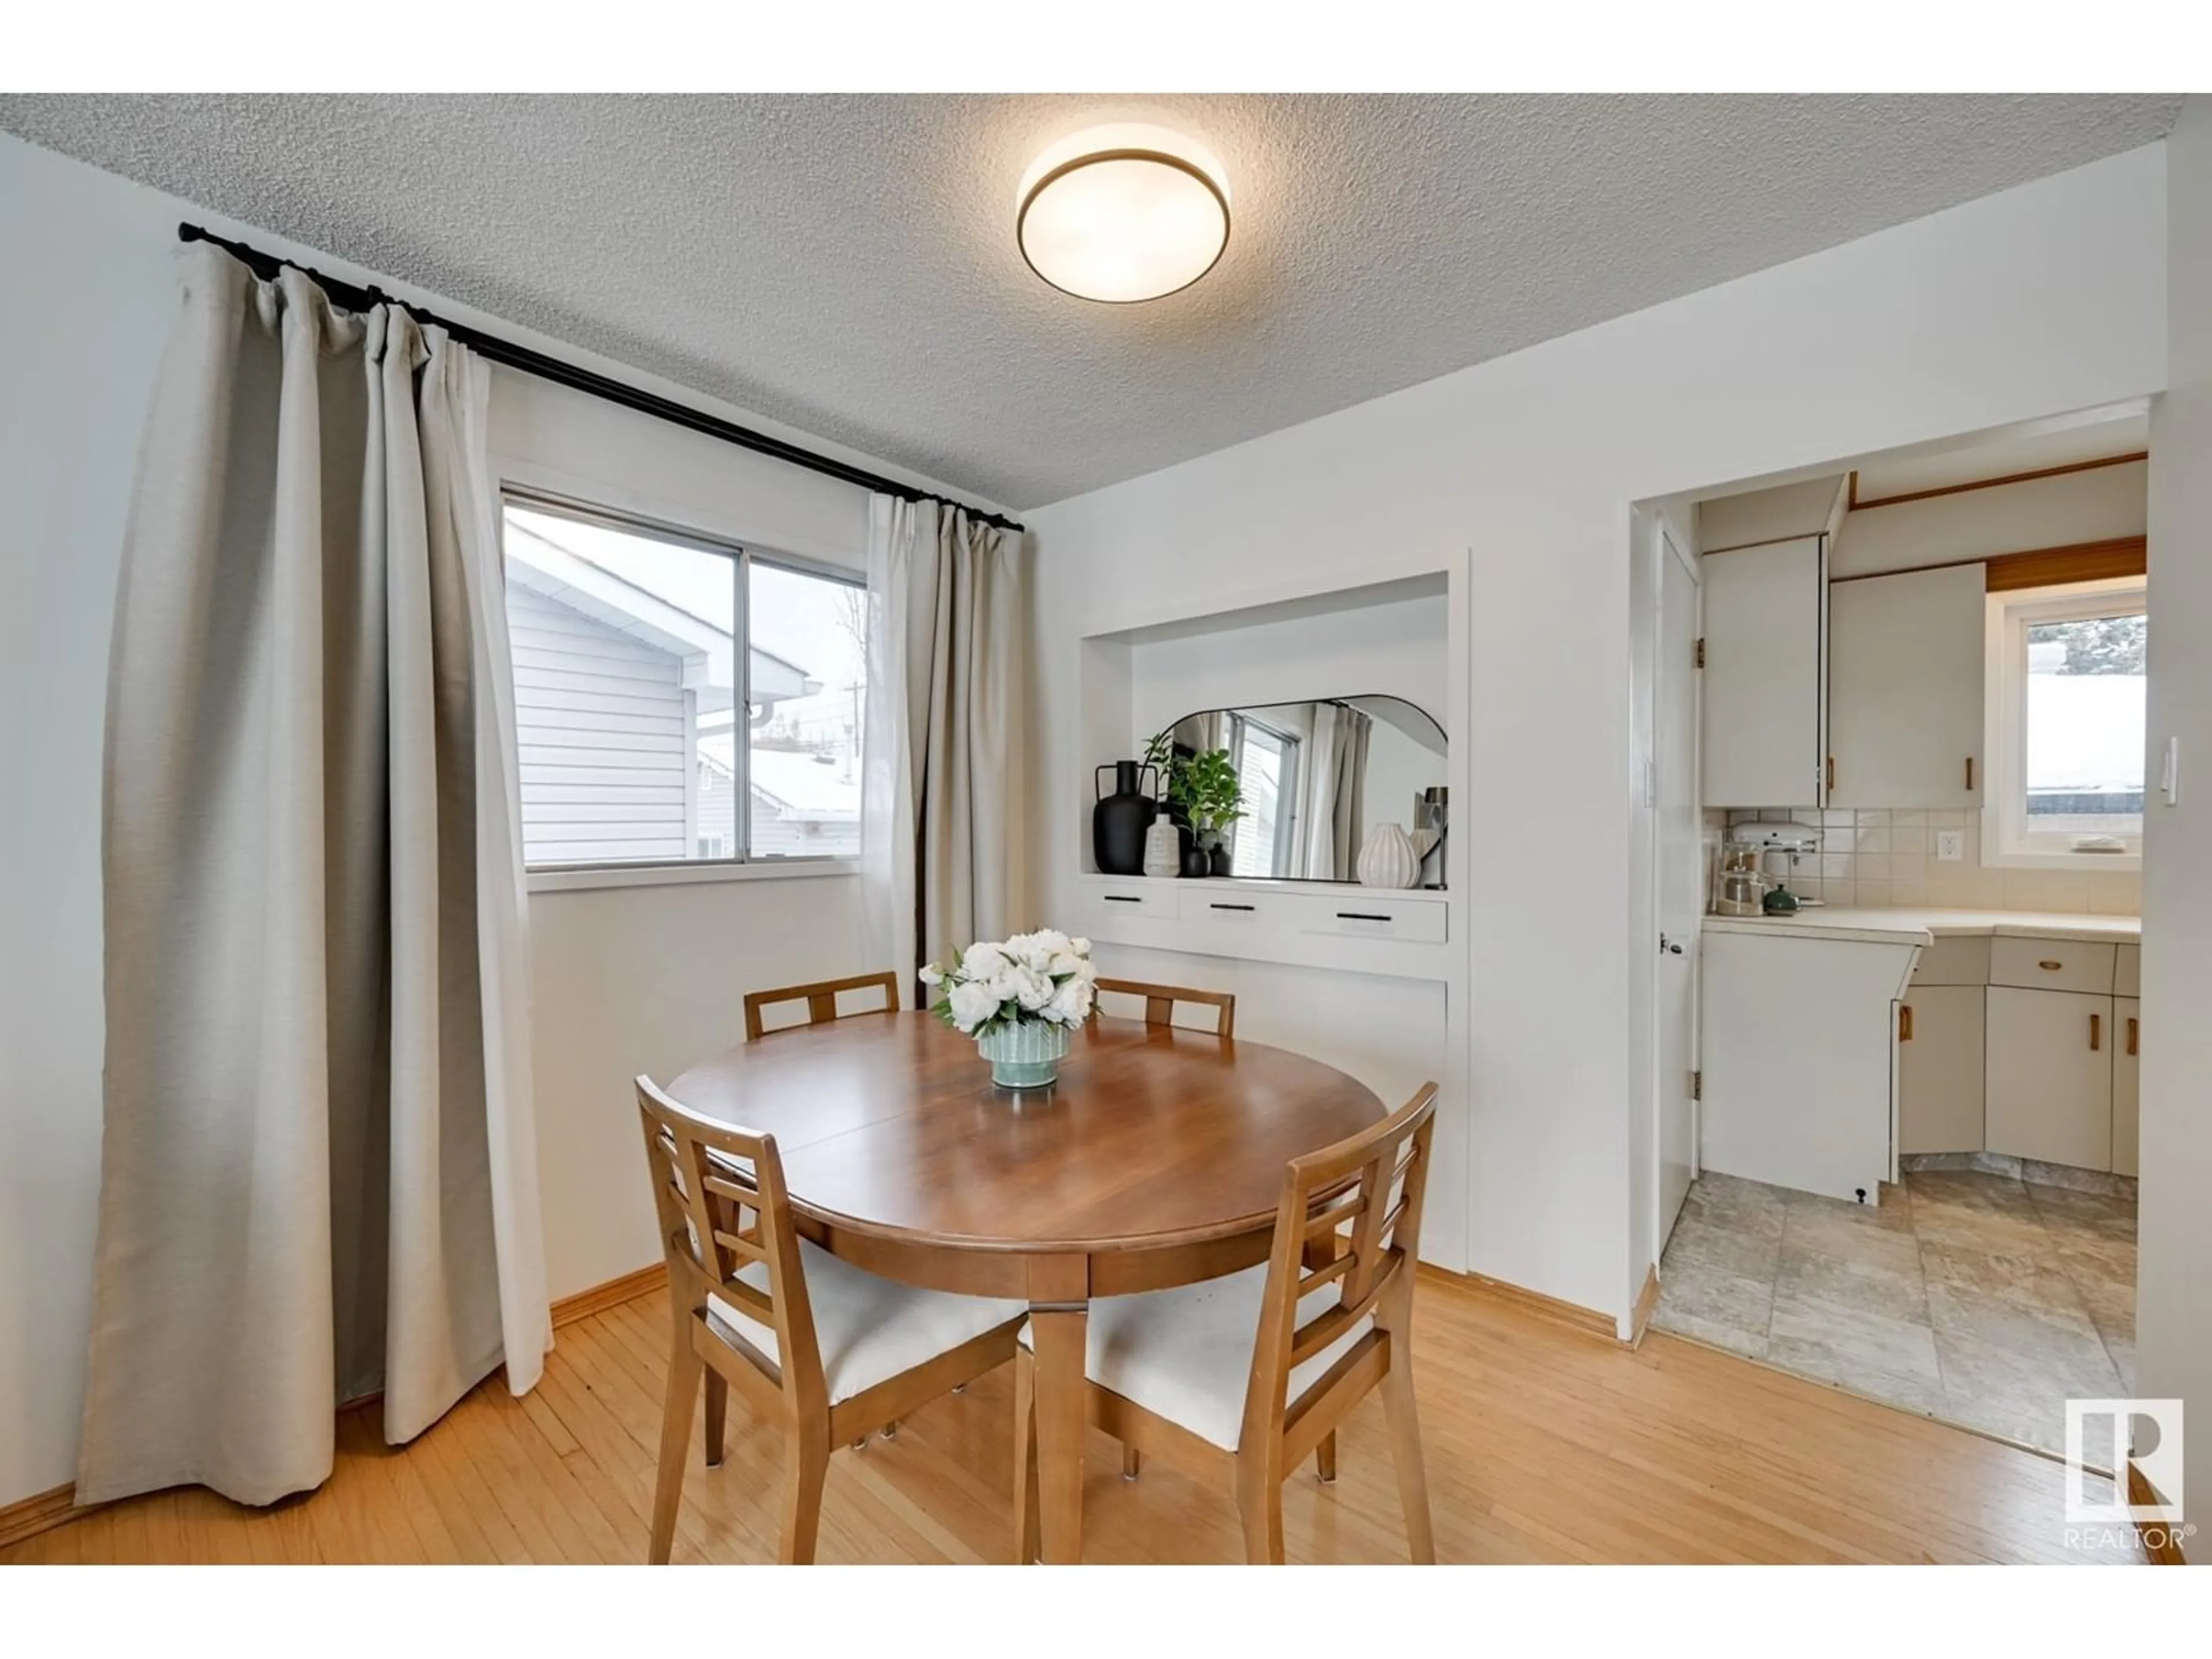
1722;808;2141;916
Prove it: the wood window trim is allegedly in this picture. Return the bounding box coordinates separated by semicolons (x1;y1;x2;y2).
1824;535;2147;589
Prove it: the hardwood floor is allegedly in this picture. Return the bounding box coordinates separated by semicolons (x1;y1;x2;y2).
1;1274;2143;1565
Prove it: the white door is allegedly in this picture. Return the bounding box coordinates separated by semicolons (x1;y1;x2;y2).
1655;530;1701;1253
2113;997;2141;1177
1828;562;1985;808
1986;987;2115;1171
1700;535;1827;806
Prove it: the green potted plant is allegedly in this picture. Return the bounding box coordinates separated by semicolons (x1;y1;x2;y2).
1177;747;1245;877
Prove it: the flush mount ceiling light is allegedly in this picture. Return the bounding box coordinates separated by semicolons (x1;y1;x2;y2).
1017;124;1231;304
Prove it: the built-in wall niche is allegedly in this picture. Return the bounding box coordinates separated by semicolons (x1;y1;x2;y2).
1149;697;1446;885
1076;571;1451;880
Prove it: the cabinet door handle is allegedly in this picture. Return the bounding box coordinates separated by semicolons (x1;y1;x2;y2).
2090;1012;2102;1052
1898;1004;1914;1041
2127;1017;2139;1057
1102;895;1142;904
1336;911;1394;923
2039;959;2063;972
1965;756;1975;791
1209;902;1255;912
1825;756;1836;794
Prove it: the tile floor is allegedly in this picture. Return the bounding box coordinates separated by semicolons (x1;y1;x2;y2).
1652;1168;2136;1464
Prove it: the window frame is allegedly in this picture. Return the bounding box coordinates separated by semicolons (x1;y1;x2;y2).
498;486;866;886
1980;575;2146;873
1228;711;1302;878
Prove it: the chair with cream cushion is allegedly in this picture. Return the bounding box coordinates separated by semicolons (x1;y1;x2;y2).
1013;1082;1438;1564
637;1075;1024;1563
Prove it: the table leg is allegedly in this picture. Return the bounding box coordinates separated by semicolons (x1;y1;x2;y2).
1028;1302;1089;1565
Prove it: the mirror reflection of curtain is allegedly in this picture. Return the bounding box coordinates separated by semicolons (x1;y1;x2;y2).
1171;710;1228;755
1292;702;1372;878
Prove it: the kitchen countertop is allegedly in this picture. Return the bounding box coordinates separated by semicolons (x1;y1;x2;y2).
1703;907;2141;947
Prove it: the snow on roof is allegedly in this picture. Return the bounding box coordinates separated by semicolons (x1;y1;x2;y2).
699;736;861;817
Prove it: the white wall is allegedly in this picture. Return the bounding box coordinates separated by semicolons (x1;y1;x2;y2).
1029;145;2169;1325
2141;95;2212;1546
0;132;988;1510
1127;590;1448;751
1831;457;2147;578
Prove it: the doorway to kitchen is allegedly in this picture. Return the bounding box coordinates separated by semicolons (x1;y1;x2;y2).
1642;403;2147;1469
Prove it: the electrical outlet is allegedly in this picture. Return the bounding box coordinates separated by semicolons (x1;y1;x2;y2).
1935;830;1965;862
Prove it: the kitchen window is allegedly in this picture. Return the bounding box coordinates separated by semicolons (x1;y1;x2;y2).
501;494;865;873
1982;577;2145;871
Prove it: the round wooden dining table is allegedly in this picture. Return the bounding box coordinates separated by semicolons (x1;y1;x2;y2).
666;1008;1385;1564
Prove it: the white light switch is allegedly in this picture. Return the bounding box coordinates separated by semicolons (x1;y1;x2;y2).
1936;830;1965;862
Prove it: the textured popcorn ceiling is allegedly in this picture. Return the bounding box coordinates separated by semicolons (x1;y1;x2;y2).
0;94;2180;509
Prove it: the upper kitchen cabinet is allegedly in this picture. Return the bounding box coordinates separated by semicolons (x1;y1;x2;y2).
1827;562;1986;808
1701;534;1829;806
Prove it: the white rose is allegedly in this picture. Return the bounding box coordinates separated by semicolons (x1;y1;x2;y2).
947;979;1002;1034
964;942;1009;979
1015;966;1057;1010
1046;949;1084;979
919;963;945;986
1045;976;1093;1026
1069;937;1092;957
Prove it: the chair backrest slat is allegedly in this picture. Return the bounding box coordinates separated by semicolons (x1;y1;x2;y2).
1094;978;1236;1039
636;1075;826;1406
744;971;901;1041
1239;1083;1439;1455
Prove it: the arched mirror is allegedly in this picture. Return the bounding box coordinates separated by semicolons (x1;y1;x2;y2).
1149;695;1447;885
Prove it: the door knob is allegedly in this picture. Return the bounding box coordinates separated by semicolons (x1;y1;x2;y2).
1661;935;1685;956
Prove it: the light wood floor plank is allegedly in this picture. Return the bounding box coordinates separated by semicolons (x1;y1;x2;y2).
1;1275;2145;1566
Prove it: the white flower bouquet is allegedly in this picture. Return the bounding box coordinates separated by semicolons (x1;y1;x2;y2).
922;930;1097;1088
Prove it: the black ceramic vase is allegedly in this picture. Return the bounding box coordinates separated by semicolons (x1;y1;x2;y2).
1180;841;1211;878
1092;760;1158;876
1209;841;1234;877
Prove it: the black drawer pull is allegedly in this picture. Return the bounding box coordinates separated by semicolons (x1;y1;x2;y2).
1102;895;1142;904
1210;902;1256;912
1336;911;1394;923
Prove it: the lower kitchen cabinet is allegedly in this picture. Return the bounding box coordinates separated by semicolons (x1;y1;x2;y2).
1897;985;1985;1155
1985;987;2113;1171
2113;997;2141;1178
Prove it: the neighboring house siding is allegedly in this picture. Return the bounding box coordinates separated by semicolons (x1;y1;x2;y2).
506;582;691;863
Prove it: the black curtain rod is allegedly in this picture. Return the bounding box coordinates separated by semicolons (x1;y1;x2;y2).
176;223;1024;533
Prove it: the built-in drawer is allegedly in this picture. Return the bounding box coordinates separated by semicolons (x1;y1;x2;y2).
2115;943;2141;998
1294;894;1448;945
1190;892;1281;926
1989;935;2116;997
1085;880;1180;923
1911;934;1991;987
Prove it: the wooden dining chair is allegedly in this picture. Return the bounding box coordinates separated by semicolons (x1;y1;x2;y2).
1013;1082;1439;1565
743;969;901;1041
637;1076;1025;1563
1093;977;1237;1039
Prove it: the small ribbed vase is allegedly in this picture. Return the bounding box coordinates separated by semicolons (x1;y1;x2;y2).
976;1020;1073;1089
1357;821;1421;889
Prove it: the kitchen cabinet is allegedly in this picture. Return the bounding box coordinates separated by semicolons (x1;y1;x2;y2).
1985;986;2113;1171
1700;925;1914;1204
1702;535;1828;807
1897;986;1985;1155
2113;997;2140;1177
1827;562;1985;809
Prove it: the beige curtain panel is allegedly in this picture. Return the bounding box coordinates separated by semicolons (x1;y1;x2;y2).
79;245;550;1508
861;497;1028;995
